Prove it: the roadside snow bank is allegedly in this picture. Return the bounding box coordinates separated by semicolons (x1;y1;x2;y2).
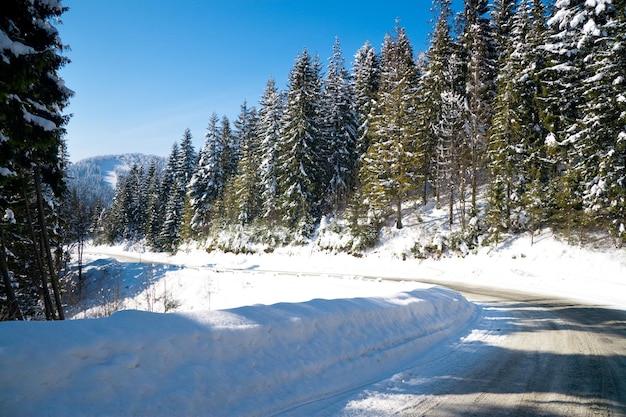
0;287;476;417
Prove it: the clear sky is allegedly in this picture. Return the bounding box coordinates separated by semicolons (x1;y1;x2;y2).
59;1;458;162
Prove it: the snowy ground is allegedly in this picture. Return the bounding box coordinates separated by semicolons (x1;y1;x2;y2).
0;225;625;416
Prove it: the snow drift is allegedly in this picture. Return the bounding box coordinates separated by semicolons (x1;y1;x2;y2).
0;287;476;417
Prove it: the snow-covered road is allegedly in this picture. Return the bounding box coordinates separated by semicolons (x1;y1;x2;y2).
328;288;626;417
2;232;625;416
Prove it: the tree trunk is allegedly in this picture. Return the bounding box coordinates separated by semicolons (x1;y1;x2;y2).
0;228;24;320
471;144;478;213
33;165;64;320
20;182;55;320
449;185;454;227
395;198;403;229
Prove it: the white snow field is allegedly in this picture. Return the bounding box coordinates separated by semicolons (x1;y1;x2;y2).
0;227;625;416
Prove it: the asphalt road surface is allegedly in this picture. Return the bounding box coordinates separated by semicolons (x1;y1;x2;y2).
393;284;626;417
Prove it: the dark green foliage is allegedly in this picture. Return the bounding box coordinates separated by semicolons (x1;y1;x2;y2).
1;0;72;319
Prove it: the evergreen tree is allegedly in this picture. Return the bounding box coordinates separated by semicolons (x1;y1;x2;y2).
322;37;358;214
420;0;464;206
352;41;380;162
488;0;548;234
575;0;626;240
229;101;262;225
159;142;185;250
144;159;162;248
103;164;146;242
540;0;592;234
276;48;324;232
188;113;226;234
257;78;284;223
461;0;496;214
221;116;238;180
177;128;196;187
490;0;517;65
360;25;421;229
1;0;72;319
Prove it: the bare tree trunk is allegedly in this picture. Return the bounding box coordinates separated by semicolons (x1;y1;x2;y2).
395;198;403;229
449;185;454;227
471;143;478;213
460;160;467;232
33;165;64;320
0;228;24;320
20;182;55;320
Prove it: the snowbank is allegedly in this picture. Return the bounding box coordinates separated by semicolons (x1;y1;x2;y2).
88;227;626;310
0;287;476;417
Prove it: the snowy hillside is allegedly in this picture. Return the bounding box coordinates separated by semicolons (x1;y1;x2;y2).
67;154;165;205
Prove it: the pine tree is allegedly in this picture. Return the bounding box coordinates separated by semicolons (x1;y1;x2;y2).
177;128;196;187
461;0;496;215
420;0;464;207
575;0;626;241
352;41;380;162
437;91;467;226
491;0;516;65
257;77;284;223
360;24;421;229
276;48;324;232
1;0;72;319
159;142;186;251
221;116;238;181
322;37;358;214
228;101;262;225
144;159;162;248
540;0;624;237
188;113;226;234
103;164;146;242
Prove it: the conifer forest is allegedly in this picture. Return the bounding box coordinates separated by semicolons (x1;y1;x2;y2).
2;0;626;319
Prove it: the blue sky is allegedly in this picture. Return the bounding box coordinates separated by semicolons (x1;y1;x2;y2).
60;1;457;162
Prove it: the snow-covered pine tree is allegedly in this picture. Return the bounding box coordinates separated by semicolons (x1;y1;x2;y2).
352;41;380;165
125;164;146;240
461;0;496;215
187;113;226;235
177;128;196;187
490;0;516;65
160;137;195;251
144;159;162;248
1;0;72;319
360;24;421;229
226;101;262;225
322;37;358;215
257;77;284;223
419;0;464;208
276;48;324;233
488;0;549;235
541;0;593;234
103;164;147;243
574;0;626;241
221;116;238;181
437;91;467;226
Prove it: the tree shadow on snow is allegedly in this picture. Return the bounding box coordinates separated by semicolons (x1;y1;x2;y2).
342;297;626;417
62;258;182;318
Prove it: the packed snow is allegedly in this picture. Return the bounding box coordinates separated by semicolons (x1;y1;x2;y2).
0;226;624;416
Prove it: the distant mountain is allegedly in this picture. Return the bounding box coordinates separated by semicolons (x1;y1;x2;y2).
67;153;166;206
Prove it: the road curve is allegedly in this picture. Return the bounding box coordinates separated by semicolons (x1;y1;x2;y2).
384;285;626;417
84;251;626;416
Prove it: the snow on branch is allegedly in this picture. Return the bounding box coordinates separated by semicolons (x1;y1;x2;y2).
0;30;35;63
23;108;57;131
